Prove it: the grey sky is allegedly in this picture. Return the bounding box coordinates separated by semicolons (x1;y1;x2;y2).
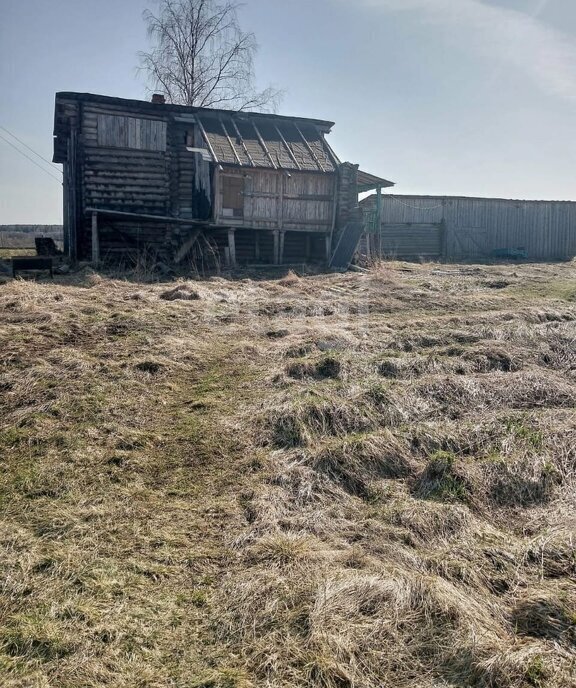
1;0;575;223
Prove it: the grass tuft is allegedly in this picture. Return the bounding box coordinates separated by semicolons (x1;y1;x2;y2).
1;260;576;686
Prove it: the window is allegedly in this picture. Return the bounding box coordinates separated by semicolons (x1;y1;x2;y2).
222;176;244;218
97;114;166;151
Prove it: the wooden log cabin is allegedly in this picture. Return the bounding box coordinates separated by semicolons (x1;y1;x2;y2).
52;92;393;268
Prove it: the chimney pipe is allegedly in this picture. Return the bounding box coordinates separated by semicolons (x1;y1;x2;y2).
151;93;166;104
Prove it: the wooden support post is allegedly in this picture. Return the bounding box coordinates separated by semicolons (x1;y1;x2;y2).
62;165;69;257
254;231;260;262
375;185;382;259
279;231;285;265
91;211;100;265
325;233;332;266
273;230;280;265
228;228;236;268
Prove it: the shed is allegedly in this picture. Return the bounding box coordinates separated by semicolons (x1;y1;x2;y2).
53;92;393;268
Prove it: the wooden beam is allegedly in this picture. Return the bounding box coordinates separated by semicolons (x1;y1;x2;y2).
294;124;325;172
228;228;236;267
174;230;200;263
91;211;100;265
274;124;301;170
84;207;208;225
220;119;242;166
376;186;382;227
62;161;69;257
230;120;255;166
196;117;219;163
253;122;277;169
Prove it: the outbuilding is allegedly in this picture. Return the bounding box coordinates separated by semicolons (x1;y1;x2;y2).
53;92;393;269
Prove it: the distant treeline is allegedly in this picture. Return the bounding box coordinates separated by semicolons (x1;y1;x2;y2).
0;225;63;248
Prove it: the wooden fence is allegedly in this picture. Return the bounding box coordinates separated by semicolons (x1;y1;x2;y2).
362;195;576;261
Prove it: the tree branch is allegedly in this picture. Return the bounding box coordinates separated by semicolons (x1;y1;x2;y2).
139;0;281;111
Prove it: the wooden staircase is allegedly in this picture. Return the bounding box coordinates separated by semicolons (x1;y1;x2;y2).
329;213;365;270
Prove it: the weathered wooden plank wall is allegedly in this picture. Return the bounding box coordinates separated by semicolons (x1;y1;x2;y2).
217;168;334;231
82;104;170;218
378;224;442;260
96;114;166;151
371;195;576;261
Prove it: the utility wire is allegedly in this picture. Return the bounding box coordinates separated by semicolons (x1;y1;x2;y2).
0;125;62;174
0;132;62;183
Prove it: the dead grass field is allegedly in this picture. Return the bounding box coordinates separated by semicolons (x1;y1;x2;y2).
0;260;575;687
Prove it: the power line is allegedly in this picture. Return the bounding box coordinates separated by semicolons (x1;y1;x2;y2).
0;132;62;183
0;125;62;174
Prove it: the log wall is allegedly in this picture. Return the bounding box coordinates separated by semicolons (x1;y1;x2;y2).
57;96;341;263
81;103;170;218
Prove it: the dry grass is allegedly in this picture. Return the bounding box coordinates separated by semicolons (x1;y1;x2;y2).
1;260;575;686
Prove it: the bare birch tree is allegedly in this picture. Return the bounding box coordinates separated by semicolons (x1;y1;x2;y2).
139;0;281;111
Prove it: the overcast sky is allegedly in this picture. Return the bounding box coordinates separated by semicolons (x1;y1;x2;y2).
1;0;576;223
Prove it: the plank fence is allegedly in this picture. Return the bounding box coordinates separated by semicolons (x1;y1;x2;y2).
361;195;576;261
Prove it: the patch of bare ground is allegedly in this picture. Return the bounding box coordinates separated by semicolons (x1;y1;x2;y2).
1;260;575;687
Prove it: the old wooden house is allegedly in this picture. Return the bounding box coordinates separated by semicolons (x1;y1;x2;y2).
52;92;393;269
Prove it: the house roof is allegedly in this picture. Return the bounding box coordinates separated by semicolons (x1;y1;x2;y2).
53;92;338;170
357;170;395;191
196;112;338;171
